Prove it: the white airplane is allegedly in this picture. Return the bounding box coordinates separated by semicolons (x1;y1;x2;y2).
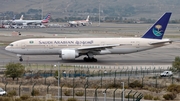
5;12;172;62
68;16;90;27
1;15;23;25
12;13;51;25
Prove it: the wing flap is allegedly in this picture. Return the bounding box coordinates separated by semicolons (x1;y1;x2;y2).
77;43;134;51
77;44;119;51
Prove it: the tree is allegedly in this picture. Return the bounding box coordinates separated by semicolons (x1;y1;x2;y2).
54;70;61;79
5;62;25;80
172;56;180;77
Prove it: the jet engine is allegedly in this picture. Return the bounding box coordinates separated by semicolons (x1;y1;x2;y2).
61;49;79;60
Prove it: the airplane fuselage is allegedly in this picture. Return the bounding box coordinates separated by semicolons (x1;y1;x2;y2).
12;20;43;25
5;38;170;55
69;20;88;26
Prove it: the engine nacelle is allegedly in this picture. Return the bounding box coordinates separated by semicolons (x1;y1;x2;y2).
61;49;79;60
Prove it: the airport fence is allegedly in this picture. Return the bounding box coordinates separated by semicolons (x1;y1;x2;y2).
22;64;173;78
0;64;179;101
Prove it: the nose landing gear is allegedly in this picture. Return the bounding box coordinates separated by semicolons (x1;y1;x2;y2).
19;57;23;62
17;54;23;62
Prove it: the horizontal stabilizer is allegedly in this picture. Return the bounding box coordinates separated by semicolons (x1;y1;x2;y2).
149;40;172;45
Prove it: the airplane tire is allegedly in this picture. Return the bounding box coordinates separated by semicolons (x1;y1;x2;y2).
84;57;88;62
84;57;97;62
19;58;23;62
93;58;97;62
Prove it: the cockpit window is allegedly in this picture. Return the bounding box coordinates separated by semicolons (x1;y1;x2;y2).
9;44;14;46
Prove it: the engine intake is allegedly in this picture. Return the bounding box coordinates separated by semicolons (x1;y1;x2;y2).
61;49;78;60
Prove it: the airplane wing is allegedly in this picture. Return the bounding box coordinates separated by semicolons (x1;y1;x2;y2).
23;20;42;25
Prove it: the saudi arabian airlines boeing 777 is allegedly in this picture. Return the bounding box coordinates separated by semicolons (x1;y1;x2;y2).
5;12;172;62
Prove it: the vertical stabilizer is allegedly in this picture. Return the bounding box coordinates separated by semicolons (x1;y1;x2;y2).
43;13;51;20
142;12;171;39
86;16;89;22
20;15;23;20
12;15;16;20
42;13;51;23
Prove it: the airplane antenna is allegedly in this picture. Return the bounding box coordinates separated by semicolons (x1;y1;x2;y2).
41;0;44;20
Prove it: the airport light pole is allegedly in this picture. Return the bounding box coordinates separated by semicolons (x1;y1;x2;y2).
98;0;101;26
103;91;106;101
42;0;44;20
103;87;109;101
55;63;60;101
121;82;124;101
58;62;60;101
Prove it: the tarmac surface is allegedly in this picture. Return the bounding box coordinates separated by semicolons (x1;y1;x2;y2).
0;23;180;67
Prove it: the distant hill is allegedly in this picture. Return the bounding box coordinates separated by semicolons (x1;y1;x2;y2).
0;0;180;19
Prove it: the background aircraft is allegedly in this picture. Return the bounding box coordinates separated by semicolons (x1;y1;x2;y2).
68;16;90;27
12;13;51;25
0;15;23;25
5;13;172;62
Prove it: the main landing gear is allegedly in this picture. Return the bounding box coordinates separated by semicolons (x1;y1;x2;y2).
83;57;97;62
83;53;97;62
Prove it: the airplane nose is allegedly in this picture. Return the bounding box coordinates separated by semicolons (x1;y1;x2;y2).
5;46;8;50
5;46;10;51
